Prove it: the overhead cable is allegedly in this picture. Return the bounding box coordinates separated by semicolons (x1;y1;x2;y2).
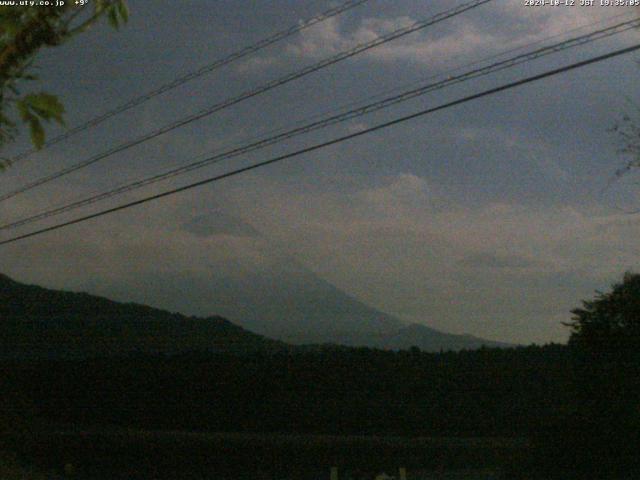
1;42;638;246
0;0;492;203
3;17;637;231
6;0;372;165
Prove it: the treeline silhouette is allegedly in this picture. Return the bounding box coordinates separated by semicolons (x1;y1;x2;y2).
2;343;625;479
3;341;635;478
3;345;570;437
2;273;639;478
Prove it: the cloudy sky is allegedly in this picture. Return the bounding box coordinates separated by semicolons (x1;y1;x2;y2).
2;0;640;344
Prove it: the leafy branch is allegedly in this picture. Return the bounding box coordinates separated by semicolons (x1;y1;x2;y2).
0;1;128;165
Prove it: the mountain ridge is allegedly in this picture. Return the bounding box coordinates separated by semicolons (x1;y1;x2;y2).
0;273;284;359
0;273;512;357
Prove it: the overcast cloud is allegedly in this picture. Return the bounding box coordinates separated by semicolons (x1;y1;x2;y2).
1;0;640;344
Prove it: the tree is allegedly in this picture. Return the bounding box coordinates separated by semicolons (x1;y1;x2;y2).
509;274;640;479
554;272;640;477
566;273;640;422
0;0;128;162
566;271;640;359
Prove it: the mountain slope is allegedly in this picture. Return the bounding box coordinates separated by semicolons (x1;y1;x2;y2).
1;271;510;356
0;273;283;359
374;323;512;351
72;212;509;350
90;267;511;350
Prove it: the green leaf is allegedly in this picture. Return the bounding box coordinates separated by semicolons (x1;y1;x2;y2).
93;0;108;14
29;118;45;149
107;7;120;29
16;99;30;121
14;93;66;149
103;1;129;29
117;1;129;23
22;93;65;125
0;14;23;37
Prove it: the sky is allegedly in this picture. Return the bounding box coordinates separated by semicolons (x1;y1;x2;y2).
1;0;640;344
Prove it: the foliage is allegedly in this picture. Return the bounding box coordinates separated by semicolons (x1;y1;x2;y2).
0;272;572;439
0;0;128;163
565;273;640;426
1;345;571;437
0;345;566;478
520;272;640;479
0;451;44;480
3;273;640;477
565;271;640;358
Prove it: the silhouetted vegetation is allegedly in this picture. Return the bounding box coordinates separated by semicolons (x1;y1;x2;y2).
2;344;566;478
512;272;640;479
2;273;639;478
0;273;284;358
1;345;571;438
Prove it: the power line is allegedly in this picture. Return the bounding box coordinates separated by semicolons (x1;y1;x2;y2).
1;42;638;247
2;16;637;232
6;0;372;165
0;0;492;203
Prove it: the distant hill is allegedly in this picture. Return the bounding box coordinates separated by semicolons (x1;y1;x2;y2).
71;264;513;351
372;323;512;351
0;273;283;359
0;271;510;357
113;264;511;351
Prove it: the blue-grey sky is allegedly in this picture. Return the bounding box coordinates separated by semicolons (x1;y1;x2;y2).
1;0;640;344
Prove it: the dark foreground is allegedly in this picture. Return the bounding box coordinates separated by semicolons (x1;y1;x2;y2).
2;344;639;479
3;429;526;479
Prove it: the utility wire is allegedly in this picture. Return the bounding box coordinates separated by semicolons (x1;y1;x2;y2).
0;0;492;203
2;17;637;232
6;0;371;165
1;42;638;247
